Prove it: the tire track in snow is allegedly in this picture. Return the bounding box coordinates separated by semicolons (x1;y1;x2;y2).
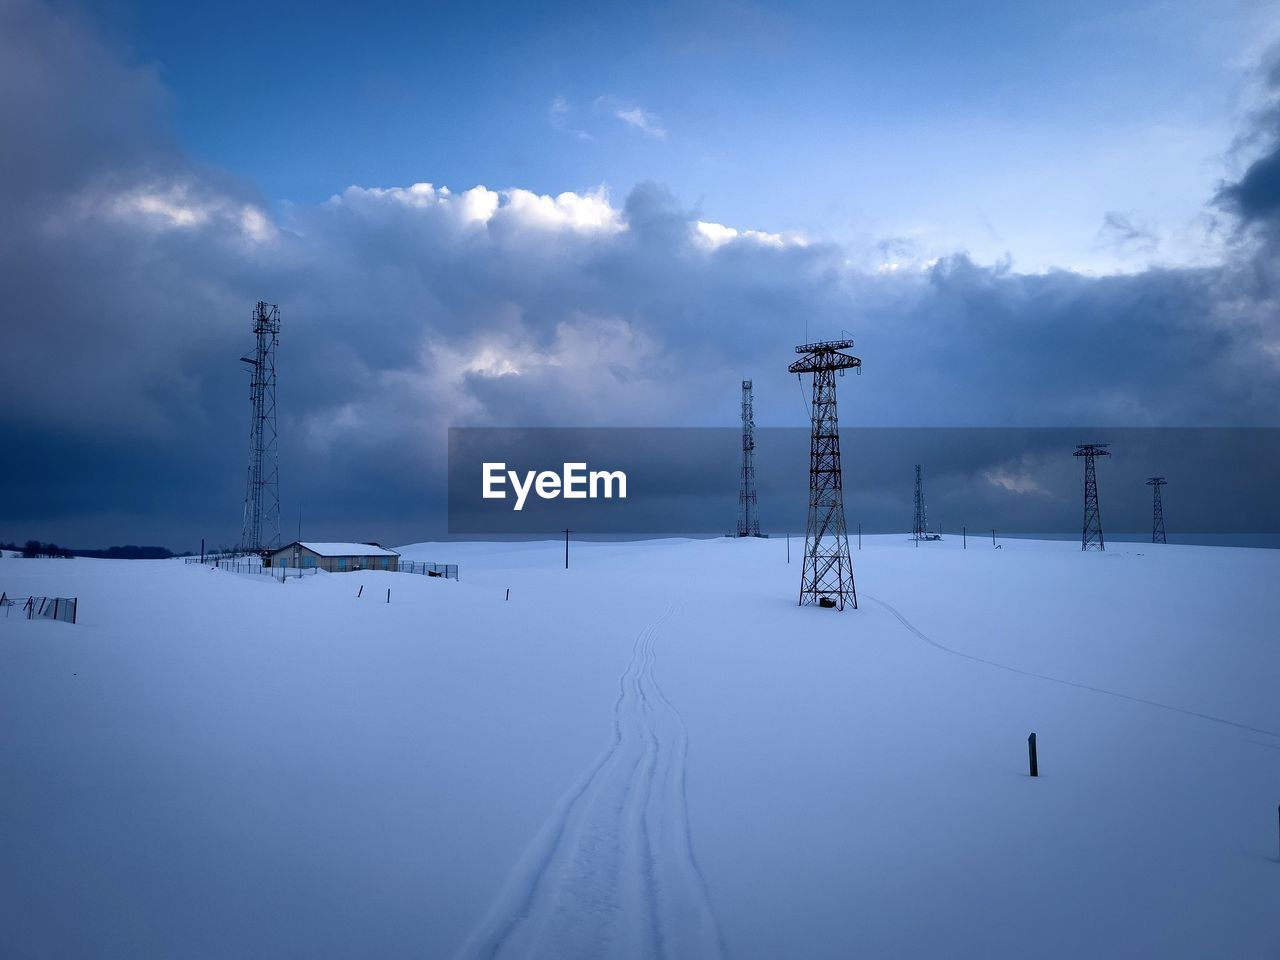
865;593;1280;739
454;603;727;960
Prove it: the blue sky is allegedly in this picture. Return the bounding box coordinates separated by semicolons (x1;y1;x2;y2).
111;0;1271;271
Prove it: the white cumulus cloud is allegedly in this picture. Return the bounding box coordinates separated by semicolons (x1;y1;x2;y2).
693;219;802;250
328;182;622;235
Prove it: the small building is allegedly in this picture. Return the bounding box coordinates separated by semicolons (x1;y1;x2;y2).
266;541;400;573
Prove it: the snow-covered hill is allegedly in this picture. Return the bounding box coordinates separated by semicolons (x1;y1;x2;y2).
2;537;1277;958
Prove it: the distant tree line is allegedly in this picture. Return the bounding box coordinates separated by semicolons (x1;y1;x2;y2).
1;540;75;558
2;541;177;559
72;545;177;560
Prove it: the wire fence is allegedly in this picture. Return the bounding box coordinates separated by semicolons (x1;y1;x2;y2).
203;558;266;574
185;556;458;580
184;556;261;569
194;557;314;580
1;593;77;624
400;560;460;580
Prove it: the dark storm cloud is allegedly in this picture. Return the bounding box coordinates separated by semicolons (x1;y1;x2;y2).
1;0;1278;551
871;255;1277;426
1221;150;1280;223
1216;48;1280;228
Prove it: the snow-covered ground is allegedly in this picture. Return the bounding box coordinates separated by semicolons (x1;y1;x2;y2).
2;537;1278;958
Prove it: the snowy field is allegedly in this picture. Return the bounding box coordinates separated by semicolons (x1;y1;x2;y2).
2;537;1278;958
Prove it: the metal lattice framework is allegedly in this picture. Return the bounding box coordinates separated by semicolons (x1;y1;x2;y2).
737;379;761;537
1147;476;1167;544
790;339;860;609
240;302;281;554
1074;443;1110;551
913;463;926;541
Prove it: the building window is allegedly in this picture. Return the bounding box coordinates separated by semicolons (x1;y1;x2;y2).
304;556;315;568
381;557;389;569
338;558;347;570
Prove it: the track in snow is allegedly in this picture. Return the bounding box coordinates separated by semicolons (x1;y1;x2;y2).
865;593;1280;740
454;603;727;960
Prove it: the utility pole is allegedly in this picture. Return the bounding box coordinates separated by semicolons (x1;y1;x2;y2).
1074;443;1111;551
1147;477;1167;544
789;339;860;610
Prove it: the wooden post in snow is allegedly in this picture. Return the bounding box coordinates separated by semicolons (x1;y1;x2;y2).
1028;732;1038;777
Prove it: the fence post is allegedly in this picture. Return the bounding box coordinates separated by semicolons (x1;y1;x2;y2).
1028;732;1038;777
386;588;391;604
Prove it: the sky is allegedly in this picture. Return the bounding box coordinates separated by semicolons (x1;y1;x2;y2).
1;0;1279;550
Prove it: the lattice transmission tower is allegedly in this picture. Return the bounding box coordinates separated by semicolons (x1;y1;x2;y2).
1074;443;1110;551
913;464;926;541
790;339;860;609
240;302;281;554
737;379;761;537
1147;476;1167;544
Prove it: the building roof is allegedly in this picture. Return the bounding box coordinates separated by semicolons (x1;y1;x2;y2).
277;541;400;558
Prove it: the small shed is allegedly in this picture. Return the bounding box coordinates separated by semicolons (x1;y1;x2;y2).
266;541;400;573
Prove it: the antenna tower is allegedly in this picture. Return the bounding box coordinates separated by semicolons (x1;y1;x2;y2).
913;464;926;541
790;339;860;609
240;301;281;554
1147;477;1167;544
737;379;761;537
1074;443;1110;551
